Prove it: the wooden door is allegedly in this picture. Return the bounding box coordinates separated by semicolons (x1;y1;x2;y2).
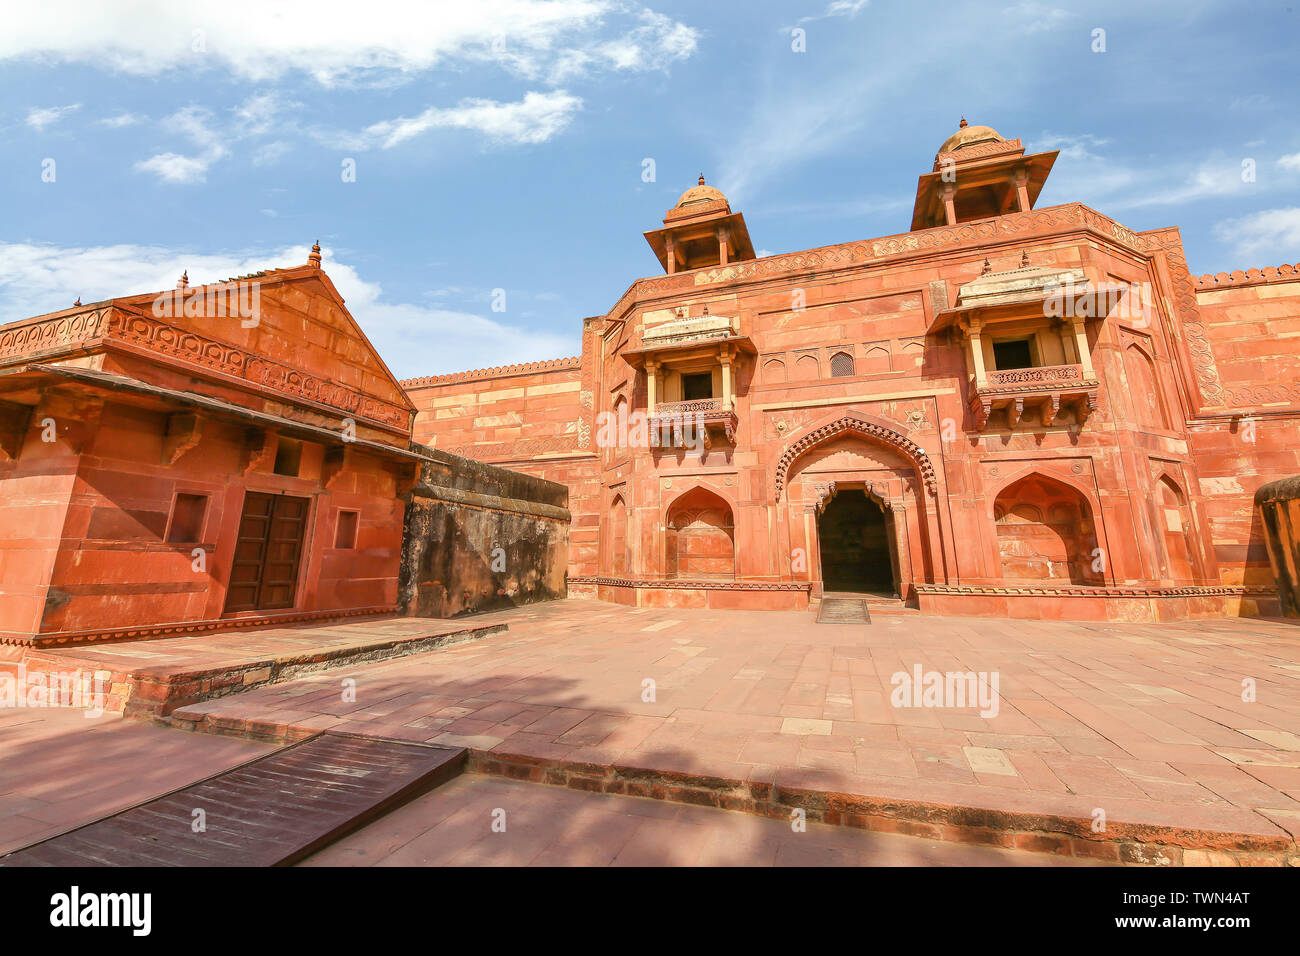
224;492;310;612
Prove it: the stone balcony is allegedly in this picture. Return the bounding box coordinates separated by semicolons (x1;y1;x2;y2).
649;398;738;445
969;363;1099;428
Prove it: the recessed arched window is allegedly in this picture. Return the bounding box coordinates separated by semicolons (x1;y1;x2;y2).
829;351;855;377
993;474;1101;585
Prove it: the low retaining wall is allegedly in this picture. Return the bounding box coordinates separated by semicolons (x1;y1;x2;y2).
914;584;1280;622
569;576;811;610
399;443;571;618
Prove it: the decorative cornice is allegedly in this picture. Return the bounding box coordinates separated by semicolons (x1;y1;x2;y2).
568;575;810;591
109;310;411;431
1195;263;1299;290
601;203;1158;326
0;305;412;433
0;307;111;361
1;605;394;647
774;412;937;500
1142;228;1224;408
401;356;581;388
914;584;1276;598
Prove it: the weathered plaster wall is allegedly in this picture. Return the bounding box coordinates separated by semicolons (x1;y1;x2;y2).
1255;477;1300;618
398;443;570;618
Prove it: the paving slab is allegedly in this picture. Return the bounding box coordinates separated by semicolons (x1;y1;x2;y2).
145;598;1300;862
301;772;1109;866
17;616;505;716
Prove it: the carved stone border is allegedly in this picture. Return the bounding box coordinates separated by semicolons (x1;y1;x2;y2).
774;412;937;501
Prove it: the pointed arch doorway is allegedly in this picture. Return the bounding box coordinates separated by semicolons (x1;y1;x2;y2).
816;489;898;596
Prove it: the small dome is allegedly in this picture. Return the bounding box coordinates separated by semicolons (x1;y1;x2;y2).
676;174;727;208
938;118;1005;155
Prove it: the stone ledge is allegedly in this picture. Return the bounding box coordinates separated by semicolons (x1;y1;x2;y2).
26;619;507;717
465;750;1298;867
0;605;395;648
569;575;810;591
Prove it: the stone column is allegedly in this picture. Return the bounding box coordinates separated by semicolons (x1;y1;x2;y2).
646;361;660;415
1072;317;1095;378
941;182;957;226
1012;166;1031;212
967;320;989;387
720;348;733;408
665;235;676;275
717;227;730;266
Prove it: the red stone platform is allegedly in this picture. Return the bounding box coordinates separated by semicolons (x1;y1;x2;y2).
162;598;1300;865
12;616;505;717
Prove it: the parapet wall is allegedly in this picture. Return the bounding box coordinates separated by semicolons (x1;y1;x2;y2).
398;443;571;618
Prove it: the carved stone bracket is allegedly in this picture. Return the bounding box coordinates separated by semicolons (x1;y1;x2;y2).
1041;394;1061;427
811;480;898;515
0;400;32;461
162;412;203;465
240;428;277;476
322;444;345;488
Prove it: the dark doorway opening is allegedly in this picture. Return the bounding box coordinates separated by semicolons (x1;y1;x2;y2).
817;492;896;595
681;372;713;401
992;339;1034;370
224;492;310;612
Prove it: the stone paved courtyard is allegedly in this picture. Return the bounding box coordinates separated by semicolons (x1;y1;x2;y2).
167;599;1300;861
0;709;271;854
301;773;1103;866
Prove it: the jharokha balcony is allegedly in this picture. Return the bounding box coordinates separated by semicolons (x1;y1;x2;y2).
649;397;738;446
969;363;1099;428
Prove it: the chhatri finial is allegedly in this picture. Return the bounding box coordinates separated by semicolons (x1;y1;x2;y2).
308;240;322;268
959;116;968;129
698;173;705;186
177;270;188;289
73;297;81;307
1021;249;1030;267
981;257;991;275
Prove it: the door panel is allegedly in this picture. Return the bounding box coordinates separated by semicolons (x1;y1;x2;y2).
224;492;310;613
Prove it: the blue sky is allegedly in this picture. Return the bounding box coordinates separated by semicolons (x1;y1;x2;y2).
2;0;1298;378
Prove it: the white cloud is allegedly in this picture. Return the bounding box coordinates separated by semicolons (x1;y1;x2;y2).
251;141;292;166
1214;207;1300;260
1001;2;1071;32
1037;136;1298;212
133;152;214;184
97;112;144;128
1279;152;1300;172
135;98;286;182
342;91;583;149
0;0;697;86
0;241;574;377
25;104;80;130
798;0;869;24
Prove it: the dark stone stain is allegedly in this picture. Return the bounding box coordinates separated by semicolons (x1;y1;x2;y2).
398;441;569;618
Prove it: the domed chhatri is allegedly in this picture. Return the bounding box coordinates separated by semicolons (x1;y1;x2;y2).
675;174;728;209
644;173;755;274
912;118;1056;231
938;117;1006;155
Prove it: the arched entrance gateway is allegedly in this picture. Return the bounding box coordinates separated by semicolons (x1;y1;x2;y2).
816;488;898;595
776;412;940;602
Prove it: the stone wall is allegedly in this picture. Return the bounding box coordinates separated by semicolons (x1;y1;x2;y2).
398;443;570;618
1255;477;1300;618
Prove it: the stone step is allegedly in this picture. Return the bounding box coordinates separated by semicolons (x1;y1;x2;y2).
1;733;466;867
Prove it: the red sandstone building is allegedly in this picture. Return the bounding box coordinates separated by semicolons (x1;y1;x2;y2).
407;120;1300;622
0;247;425;645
